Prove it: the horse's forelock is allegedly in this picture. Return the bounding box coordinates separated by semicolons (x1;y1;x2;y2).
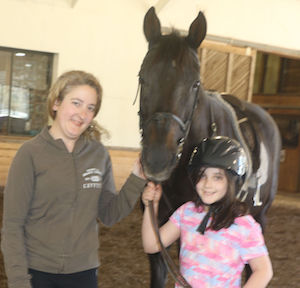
147;31;199;74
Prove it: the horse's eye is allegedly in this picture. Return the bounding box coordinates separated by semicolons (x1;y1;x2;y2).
192;81;200;90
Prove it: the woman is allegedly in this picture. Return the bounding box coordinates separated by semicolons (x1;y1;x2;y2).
142;136;273;288
1;70;146;288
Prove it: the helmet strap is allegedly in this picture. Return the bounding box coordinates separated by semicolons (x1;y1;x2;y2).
197;205;213;235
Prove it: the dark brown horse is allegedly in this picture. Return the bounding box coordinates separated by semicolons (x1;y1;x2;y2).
138;7;281;288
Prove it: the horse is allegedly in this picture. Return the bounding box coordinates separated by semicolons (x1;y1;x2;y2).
138;7;281;288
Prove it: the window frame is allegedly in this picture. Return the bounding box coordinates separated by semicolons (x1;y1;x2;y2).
0;46;54;137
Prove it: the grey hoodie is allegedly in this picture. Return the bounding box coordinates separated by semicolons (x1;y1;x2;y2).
1;127;146;288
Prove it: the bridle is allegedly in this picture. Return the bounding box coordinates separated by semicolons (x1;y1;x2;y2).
137;80;201;161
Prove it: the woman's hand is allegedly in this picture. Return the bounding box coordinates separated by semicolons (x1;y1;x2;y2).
132;158;146;179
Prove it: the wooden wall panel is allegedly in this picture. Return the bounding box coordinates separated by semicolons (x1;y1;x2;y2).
200;49;227;92
0;141;23;187
278;147;300;193
252;94;300;108
109;149;139;190
0;138;139;189
199;40;256;102
230;54;252;101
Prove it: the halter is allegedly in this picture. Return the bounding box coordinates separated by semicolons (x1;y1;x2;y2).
137;80;200;161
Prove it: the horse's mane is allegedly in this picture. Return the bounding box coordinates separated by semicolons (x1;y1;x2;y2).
158;31;186;58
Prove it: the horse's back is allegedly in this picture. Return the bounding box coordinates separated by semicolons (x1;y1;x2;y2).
222;93;281;157
220;94;281;220
244;100;281;155
242;100;281;221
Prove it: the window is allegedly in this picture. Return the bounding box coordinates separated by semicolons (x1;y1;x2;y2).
253;51;300;149
0;47;53;136
253;52;300;95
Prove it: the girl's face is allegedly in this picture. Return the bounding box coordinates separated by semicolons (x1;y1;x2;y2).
51;85;97;142
196;167;228;207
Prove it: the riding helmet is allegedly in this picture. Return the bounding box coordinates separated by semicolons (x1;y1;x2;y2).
188;136;248;179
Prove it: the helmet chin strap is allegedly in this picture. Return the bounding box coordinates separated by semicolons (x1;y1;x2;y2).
197;206;213;234
197;197;224;235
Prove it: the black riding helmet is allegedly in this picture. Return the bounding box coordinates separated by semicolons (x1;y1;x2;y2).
188;136;248;235
188;136;248;181
188;136;248;234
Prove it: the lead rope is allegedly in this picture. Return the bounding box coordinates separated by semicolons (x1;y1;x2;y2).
148;201;192;288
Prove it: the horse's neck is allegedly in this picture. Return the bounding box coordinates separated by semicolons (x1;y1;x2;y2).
190;96;211;140
191;92;234;141
207;92;238;136
182;92;235;166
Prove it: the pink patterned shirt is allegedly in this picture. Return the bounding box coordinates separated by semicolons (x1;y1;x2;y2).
170;201;268;288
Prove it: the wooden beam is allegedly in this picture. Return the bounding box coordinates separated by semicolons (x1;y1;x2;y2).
252;94;300;108
225;53;233;93
248;49;256;102
205;34;300;60
162;27;300;59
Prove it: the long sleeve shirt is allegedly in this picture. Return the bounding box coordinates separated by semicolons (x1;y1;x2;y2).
1;127;146;288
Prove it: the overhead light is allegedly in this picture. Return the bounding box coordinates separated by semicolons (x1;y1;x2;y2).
25;63;32;67
15;52;26;57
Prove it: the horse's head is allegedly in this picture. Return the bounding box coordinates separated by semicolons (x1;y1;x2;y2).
139;7;207;182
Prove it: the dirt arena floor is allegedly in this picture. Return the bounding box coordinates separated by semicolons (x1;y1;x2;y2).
0;189;299;288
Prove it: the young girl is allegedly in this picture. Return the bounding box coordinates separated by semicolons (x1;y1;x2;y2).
1;70;146;288
142;136;273;288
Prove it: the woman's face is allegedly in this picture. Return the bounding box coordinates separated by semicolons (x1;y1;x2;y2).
51;85;97;142
196;167;228;206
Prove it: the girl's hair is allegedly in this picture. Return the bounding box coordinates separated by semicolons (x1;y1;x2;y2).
189;166;249;231
47;70;107;141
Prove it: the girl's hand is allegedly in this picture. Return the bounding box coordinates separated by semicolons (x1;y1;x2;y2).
142;182;162;207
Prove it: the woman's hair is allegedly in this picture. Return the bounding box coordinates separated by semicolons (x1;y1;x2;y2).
47;70;107;141
189;166;249;231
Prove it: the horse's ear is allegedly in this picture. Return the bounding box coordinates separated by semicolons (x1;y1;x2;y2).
186;11;207;50
143;7;161;45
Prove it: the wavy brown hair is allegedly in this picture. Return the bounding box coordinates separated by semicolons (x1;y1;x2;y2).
189;166;249;231
47;70;107;141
